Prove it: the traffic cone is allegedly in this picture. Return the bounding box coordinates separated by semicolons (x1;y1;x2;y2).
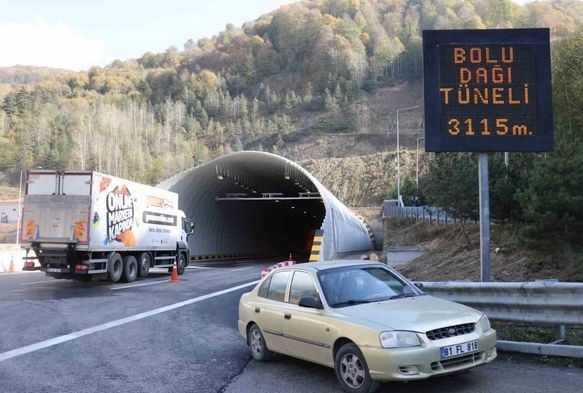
9;255;15;273
170;259;179;283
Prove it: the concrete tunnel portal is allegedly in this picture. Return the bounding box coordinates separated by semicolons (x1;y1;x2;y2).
158;152;372;262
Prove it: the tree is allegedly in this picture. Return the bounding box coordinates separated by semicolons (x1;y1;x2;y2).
232;136;244;151
420;153;478;220
389;176;418;206
515;30;583;244
517;137;583;244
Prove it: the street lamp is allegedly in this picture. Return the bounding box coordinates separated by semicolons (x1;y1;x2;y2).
416;135;424;190
16;170;23;245
396;105;419;206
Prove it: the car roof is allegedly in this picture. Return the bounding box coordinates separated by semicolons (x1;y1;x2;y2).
289;260;385;272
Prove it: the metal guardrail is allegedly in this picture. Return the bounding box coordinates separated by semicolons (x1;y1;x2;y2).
420;281;583;358
382;203;460;225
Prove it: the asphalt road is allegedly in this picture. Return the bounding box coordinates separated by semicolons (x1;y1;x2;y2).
0;259;581;393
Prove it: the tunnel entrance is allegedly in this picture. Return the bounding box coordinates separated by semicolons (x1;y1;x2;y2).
158;152;372;261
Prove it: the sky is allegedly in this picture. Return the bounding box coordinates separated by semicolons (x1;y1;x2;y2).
0;0;295;71
0;0;536;71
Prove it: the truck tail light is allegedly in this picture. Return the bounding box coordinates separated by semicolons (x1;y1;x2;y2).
75;264;88;271
23;261;36;270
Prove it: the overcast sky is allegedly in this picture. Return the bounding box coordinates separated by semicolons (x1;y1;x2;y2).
0;0;536;71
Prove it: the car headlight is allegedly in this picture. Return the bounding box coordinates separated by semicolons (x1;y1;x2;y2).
478;315;491;332
379;331;421;348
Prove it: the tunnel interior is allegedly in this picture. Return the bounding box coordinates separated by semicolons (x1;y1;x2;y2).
159;152;373;261
167;153;326;261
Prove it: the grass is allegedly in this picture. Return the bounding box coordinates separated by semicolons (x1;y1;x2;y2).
0;186;19;200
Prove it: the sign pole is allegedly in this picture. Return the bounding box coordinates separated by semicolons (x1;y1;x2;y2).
478;154;491;282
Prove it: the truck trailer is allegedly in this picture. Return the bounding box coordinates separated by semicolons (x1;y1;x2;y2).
20;170;194;282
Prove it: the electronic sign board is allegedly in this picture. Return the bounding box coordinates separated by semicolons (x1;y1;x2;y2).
423;29;553;152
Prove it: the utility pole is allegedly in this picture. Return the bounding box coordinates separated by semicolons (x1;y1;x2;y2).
416;136;424;190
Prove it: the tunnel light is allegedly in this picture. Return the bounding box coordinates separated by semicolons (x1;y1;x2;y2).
291;206;295;209
284;175;290;180
275;200;279;203
303;211;307;214
217;175;224;180
294;182;299;185
313;215;316;218
252;190;257;194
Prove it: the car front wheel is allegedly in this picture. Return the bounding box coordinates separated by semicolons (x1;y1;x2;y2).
335;343;379;393
248;324;273;362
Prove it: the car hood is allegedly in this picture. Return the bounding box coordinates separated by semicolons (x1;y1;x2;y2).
333;295;481;332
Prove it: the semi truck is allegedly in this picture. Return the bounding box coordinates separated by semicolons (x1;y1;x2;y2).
20;170;194;282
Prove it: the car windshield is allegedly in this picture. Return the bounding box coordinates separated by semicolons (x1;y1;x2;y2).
318;265;421;308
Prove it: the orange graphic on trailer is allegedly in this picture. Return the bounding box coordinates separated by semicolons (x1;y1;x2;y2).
99;176;112;192
25;219;36;238
106;184;136;246
74;220;85;240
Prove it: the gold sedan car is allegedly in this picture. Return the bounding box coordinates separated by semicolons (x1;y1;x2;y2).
238;261;497;393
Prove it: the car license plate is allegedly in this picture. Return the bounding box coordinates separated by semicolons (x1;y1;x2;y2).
440;340;479;360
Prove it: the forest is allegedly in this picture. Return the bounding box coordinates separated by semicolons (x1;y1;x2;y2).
0;0;582;248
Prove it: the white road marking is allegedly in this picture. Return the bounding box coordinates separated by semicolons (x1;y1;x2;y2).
110;279;168;290
0;280;259;363
230;267;254;272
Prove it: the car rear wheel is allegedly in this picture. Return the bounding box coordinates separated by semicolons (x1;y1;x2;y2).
335;343;379;393
248;324;273;362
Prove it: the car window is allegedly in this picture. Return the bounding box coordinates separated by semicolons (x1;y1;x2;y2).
267;271;291;302
257;276;271;298
318;266;419;307
289;271;320;305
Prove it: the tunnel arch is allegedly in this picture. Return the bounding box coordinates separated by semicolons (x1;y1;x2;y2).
158;151;372;261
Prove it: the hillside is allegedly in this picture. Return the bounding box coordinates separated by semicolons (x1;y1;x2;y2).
385;219;583;282
0;65;76;85
1;0;583;205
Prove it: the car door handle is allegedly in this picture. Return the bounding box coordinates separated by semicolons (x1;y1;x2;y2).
284;313;292;320
255;307;260;313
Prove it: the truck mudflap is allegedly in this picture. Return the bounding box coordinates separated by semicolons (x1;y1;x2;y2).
22;257;40;271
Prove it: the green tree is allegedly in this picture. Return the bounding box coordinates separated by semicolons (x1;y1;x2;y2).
516;30;583;244
517;137;583;243
420;153;478;220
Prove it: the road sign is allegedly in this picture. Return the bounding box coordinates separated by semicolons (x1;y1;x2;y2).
423;28;553;152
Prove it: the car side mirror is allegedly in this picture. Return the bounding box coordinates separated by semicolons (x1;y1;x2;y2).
414;282;424;290
298;296;323;309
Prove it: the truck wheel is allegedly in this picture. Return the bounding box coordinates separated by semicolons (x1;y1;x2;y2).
108;252;123;282
177;253;186;275
138;252;151;278
121;255;138;283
